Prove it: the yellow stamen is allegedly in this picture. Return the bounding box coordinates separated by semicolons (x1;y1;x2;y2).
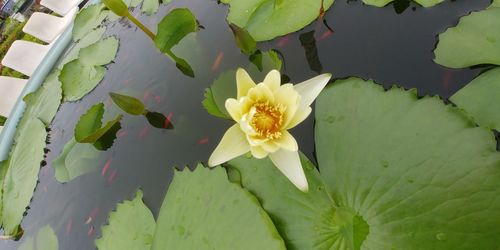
250;102;286;140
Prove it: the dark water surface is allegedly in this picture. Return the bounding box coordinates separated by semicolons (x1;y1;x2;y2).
0;0;492;249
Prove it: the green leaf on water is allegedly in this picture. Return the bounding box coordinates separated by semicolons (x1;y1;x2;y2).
96;190;156;250
60;60;106;101
0;115;6;126
222;0;334;41
202;50;282;119
60;37;119;101
145;111;173;129
79;36;119;66
17;225;58;250
1;119;47;235
363;0;443;7
450;68;500;131
74;103;122;149
142;0;159;15
109;92;146;115
154;8;198;77
314;78;500;249
151;165;286;250
52;137;101;183
22;70;62;126
59;27;106;68
434;6;500;68
73;4;109;40
229;23;256;55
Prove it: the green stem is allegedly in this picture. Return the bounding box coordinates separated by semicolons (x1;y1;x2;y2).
125;12;155;40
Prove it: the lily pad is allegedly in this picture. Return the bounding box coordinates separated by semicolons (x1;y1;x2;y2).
450;68;500;131
151;165;286;250
60;60;106;101
202;50;282;119
362;0;443;7
434;6;500;68
59;27;106;67
315;78;500;249
52;138;101;183
1;119;47;235
222;0;334;41
73;4;109;40
22;70;62;126
78;36;119;66
96;190;155;250
226;77;500;249
60;37;119;101
17;225;58;250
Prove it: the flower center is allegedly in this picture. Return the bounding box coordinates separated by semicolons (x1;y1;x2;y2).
250;102;285;140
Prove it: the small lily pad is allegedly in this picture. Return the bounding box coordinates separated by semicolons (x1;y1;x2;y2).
22;70;62;126
74;103;122;150
222;0;334;41
17;225;58;250
59;27;106;67
142;0;159;15
96;190;155;250
73;4;109;40
60;60;106;101
434;6;500;68
79;37;119;66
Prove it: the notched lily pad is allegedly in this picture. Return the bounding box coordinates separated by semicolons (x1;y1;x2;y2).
74;103;122;150
152;165;286;250
96;190;155;250
434;6;500;68
73;3;109;40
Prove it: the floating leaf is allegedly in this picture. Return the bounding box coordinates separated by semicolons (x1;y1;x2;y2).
109;92;146;115
451;68;500;130
22;70;62;126
222;0;334;41
60;37;119;101
0;115;6;126
17;225;58;250
96;190;155;250
202;50;282;119
363;0;443;7
74;103;122;149
152;165;285;250
142;0;159;15
315;78;500;249
79;37;119;66
60;60;106;101
1;119;47;235
154;8;198;77
59;27;106;67
229;24;256;55
52;138;101;183
73;4;108;40
434;6;500;68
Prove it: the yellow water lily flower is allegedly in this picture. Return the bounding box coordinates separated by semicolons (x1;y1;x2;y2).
208;68;332;192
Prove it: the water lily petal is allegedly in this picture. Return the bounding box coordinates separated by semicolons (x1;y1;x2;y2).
262;69;281;91
285;106;312;129
250;146;269;159
208;124;250;167
294;73;332;108
273;131;298;151
248;84;274;103
269;149;309;192
274;83;300;126
225;98;242;121
260;140;280;153
237;68;256;98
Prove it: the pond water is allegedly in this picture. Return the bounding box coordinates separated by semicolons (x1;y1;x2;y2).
0;0;492;249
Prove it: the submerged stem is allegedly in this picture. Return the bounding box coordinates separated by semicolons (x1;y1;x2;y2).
125;12;155;40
